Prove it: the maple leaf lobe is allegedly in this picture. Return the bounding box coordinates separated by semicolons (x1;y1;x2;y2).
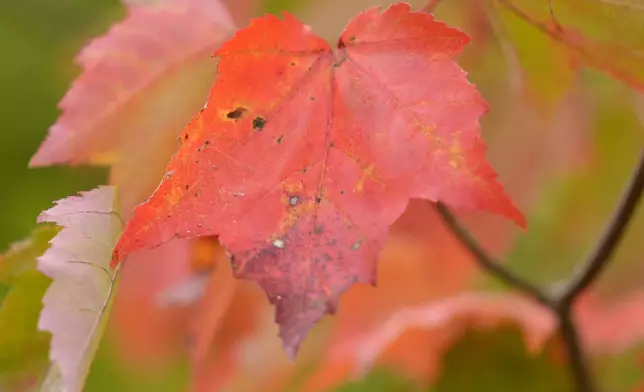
112;2;525;356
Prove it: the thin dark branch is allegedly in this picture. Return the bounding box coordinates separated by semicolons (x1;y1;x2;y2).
557;150;644;307
558;312;596;392
435;202;553;306
435;151;643;392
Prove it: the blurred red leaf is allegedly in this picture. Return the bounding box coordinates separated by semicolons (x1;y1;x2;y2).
112;3;524;357
107;239;195;367
186;244;266;392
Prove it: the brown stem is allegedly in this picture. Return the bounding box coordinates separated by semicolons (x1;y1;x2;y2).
435;202;553;306
558;311;596;392
556;150;644;307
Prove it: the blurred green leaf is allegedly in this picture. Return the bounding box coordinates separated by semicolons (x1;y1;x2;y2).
85;343;190;392
432;325;571;392
0;225;58;390
331;368;425;392
0;225;59;285
493;2;575;110
498;0;644;91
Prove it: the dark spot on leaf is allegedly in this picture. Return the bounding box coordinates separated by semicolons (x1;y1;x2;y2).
194;191;200;198
253;116;266;131
337;38;347;49
290;61;296;66
326;238;338;247
276;135;284;144
289;196;299;206
315;196;322;204
309;96;316;101
226;107;247;119
301;167;308;173
313;224;324;234
195;160;199;164
204;140;210;145
184;133;189;141
329;142;335;148
340;190;345;195
185;184;190;190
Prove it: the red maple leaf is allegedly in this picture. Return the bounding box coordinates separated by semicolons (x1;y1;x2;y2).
112;3;525;356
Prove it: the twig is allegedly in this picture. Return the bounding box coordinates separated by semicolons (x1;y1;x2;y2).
434;150;644;392
435;202;553;306
558;311;595;392
422;0;443;13
556;150;644;307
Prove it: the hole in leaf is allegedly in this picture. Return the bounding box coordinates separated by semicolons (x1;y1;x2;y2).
226;107;247;119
